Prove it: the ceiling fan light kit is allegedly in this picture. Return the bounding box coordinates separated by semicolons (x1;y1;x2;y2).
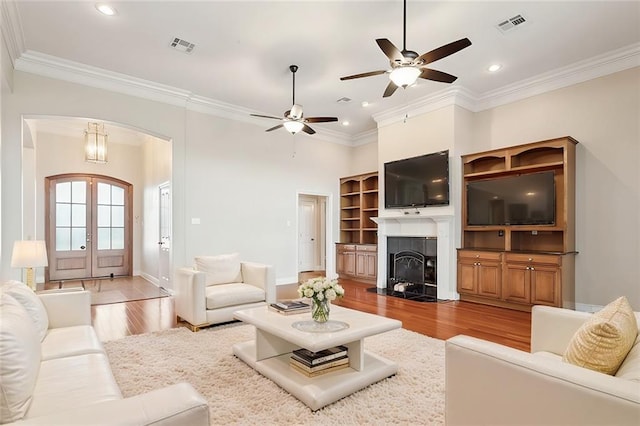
250;65;338;135
339;0;471;98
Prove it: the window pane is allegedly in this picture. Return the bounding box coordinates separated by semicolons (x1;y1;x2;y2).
112;186;125;205
112;206;124;227
71;228;86;250
97;205;111;227
56;203;71;227
112;228;124;249
56;228;70;251
71;181;86;204
97;183;111;205
97;228;111;250
56;182;71;203
71;204;86;227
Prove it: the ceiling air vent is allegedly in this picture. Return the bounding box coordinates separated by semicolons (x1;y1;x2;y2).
336;97;352;104
169;37;195;54
496;14;528;33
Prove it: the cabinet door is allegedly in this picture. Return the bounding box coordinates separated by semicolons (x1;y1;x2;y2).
337;252;346;275
477;261;501;298
457;260;478;295
531;265;561;306
344;251;356;275
356;252;377;280
503;263;531;303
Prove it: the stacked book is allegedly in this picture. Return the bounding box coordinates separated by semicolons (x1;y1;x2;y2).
289;345;349;377
268;300;310;315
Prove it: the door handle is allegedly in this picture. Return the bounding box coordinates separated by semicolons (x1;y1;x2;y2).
311;238;315;241
80;245;86;250
158;241;164;245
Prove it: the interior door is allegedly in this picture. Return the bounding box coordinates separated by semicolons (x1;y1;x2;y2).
47;174;131;281
298;196;318;272
158;182;171;288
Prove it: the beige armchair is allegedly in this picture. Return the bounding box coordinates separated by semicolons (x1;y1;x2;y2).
174;253;276;331
445;305;640;425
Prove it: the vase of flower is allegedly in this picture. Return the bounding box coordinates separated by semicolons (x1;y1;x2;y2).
297;277;345;324
311;298;330;323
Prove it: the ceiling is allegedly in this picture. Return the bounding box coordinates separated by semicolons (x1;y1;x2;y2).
10;1;640;142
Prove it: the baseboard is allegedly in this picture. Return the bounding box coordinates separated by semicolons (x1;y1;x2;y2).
139;272;159;286
575;303;603;313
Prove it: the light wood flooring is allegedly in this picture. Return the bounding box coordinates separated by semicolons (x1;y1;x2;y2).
87;277;531;350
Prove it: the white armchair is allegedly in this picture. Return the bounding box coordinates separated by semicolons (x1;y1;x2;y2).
174;253;276;331
445;305;640;425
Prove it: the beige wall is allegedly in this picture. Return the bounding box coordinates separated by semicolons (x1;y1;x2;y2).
349;141;378;176
375;67;639;309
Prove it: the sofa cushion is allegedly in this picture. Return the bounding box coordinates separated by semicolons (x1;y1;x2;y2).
0;293;41;423
563;296;638;375
41;325;105;361
26;353;122;419
615;331;640;382
2;281;49;342
205;283;265;309
195;253;242;286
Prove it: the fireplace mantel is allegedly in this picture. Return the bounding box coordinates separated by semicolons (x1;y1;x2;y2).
372;211;457;300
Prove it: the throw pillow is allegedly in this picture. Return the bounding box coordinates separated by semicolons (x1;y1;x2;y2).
195;253;242;285
2;281;49;342
0;292;42;422
563;296;638;375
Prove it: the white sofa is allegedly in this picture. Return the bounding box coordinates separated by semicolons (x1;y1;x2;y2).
0;282;209;425
174;253;276;331
445;305;640;425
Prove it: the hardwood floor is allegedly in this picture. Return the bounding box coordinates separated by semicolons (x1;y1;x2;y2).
90;278;531;351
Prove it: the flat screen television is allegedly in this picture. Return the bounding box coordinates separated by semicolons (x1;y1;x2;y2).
466;171;556;226
384;150;449;208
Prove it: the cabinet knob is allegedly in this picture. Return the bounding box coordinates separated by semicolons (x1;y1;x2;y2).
528;258;533;262
530;267;535;271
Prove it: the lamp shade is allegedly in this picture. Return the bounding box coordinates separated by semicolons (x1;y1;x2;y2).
389;66;421;87
283;120;304;134
11;240;48;268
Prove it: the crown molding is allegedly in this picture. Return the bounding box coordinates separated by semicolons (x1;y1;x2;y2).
372;42;640;128
1;0;25;67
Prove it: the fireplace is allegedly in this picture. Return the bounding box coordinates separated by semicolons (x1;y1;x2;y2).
387;237;437;301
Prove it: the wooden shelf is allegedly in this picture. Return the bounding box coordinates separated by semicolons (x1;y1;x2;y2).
459;137;577;311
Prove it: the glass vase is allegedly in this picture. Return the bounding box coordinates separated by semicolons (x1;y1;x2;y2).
311;298;330;323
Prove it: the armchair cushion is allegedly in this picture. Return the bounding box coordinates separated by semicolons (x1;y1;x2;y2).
0;293;41;423
563;296;638;375
195;253;242;285
2;281;48;341
205;283;265;309
616;332;640;382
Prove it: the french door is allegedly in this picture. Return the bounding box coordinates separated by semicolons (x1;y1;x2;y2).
46;174;132;281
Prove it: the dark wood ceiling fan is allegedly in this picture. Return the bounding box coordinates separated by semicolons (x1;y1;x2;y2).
250;65;338;135
340;0;472;98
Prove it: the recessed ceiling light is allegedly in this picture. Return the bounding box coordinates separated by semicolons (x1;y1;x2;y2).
488;64;502;73
361;101;369;107
95;3;117;16
342;121;350;126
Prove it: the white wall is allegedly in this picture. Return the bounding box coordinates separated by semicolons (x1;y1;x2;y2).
349;141;378;176
34;131;144;275
1;71;352;288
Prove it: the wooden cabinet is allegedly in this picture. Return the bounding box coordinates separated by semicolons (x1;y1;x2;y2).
458;251;502;298
337;243;376;283
338;172;378;283
458;137;577;311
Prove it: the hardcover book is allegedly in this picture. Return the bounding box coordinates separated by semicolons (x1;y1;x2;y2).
289;360;350;378
289;355;349;372
291;345;348;365
271;300;310;311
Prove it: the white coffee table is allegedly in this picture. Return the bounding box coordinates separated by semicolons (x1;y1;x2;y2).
233;304;402;410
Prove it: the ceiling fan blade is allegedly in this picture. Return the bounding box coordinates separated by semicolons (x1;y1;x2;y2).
340;70;387;81
376;38;404;62
305;117;338;123
251;113;282;120
419;68;458;83
417;38;472;65
383;81;399;98
265;124;284;132
301;124;316;135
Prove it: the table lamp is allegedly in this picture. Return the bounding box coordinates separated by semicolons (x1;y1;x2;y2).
11;240;48;290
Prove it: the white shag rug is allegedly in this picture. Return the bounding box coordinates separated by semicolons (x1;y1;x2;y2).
104;323;445;425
